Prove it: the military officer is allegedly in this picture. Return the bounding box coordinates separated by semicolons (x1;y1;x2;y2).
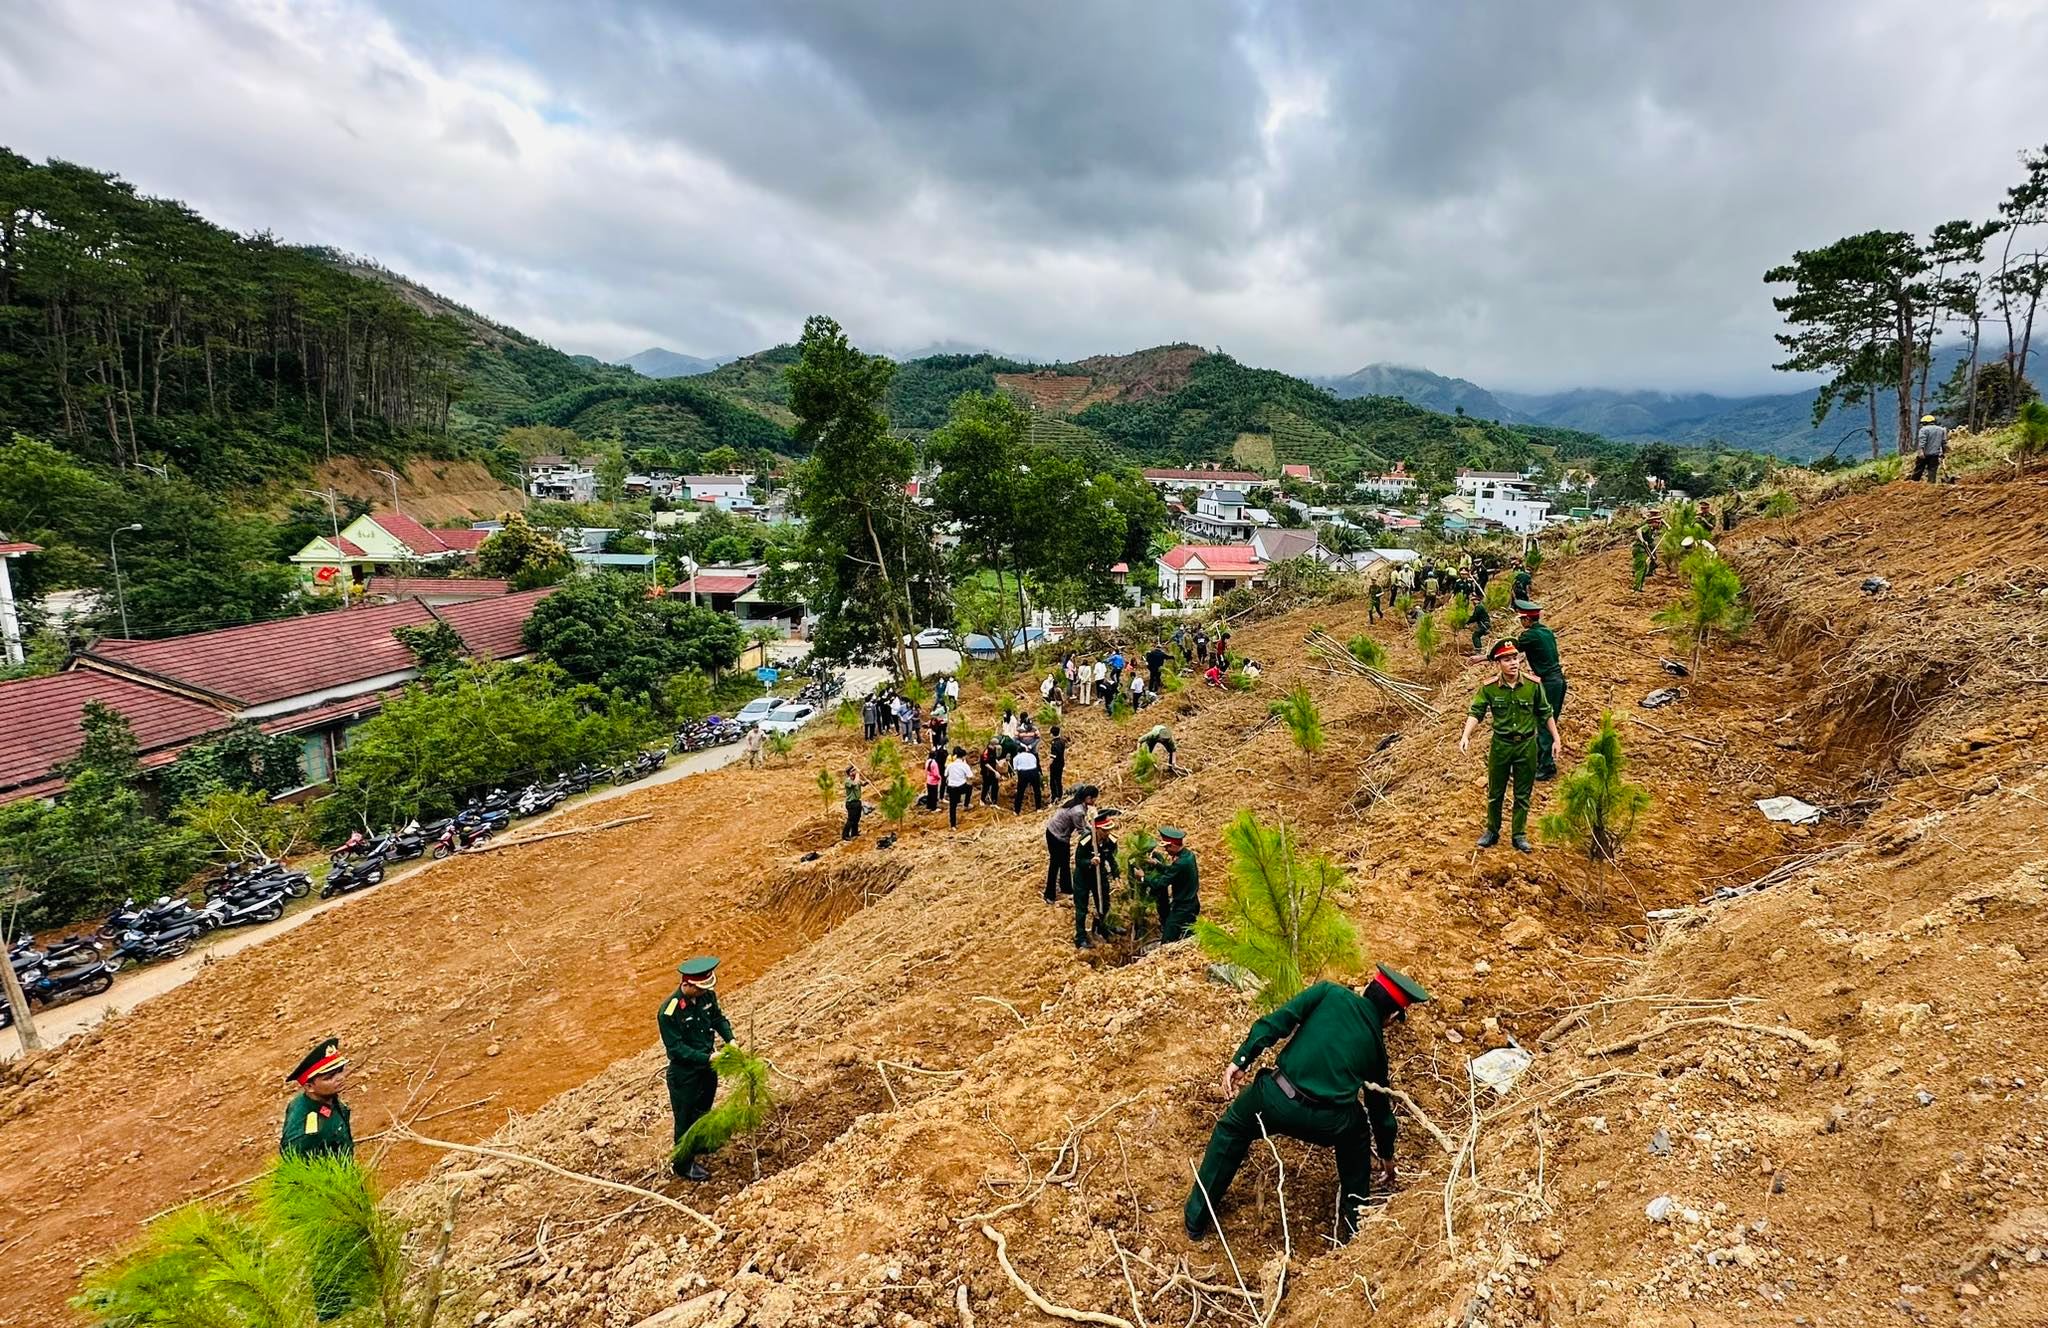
1140;827;1200;943
1186;965;1430;1244
1461;639;1561;852
1513;599;1567;779
280;1036;355;1161
660;955;734;1181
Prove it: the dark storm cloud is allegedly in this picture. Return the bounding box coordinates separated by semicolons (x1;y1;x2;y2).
4;0;2046;390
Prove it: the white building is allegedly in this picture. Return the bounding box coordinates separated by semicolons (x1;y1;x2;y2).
1141;466;1269;493
1355;461;1418;501
1183;488;1257;541
683;473;755;503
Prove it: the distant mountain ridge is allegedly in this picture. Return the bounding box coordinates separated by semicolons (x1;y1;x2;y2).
619;347;732;378
1323;348;1979;459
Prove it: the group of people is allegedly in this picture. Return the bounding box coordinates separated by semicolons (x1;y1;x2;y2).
860;676;964;746
1042;788;1202;950
1043;644;1172;717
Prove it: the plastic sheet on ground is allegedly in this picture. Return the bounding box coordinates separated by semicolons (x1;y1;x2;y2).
1755;796;1824;825
1468;1046;1534;1096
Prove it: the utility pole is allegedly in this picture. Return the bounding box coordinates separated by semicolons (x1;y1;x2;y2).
110;523;142;639
0;893;41;1053
372;469;404;519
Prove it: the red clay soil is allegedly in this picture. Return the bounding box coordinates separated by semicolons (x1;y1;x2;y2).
11;472;2048;1328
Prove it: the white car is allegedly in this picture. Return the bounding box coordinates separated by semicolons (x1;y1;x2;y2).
902;626;957;648
755;702;818;735
734;696;784;729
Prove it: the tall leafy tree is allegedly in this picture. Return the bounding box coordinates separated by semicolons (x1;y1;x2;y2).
521;570;745;703
785;316;928;673
476;512;574;589
1994;144;2048;384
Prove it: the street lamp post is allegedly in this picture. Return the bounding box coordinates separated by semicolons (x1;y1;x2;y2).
110;523;142;639
296;488;342;542
371;469;403;518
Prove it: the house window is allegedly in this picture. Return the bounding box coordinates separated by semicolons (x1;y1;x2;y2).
1214;579;1238;595
1182;579;1204;600
298;731;332;785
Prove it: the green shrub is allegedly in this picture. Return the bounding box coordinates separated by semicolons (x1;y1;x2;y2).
672;1043;776;1164
1483;577;1512;614
764;731;796;764
1035;703;1061;730
1763;490;1799;520
1446;593;1472;632
1345;633;1387;671
1395;591;1415;618
1540;711;1652;862
1657;499;1711;568
1525;542;1544;572
1193;809;1361;1011
868;737;905;780
815;767;838;811
834;697;861;728
2019;400;2048;457
1132;745;1160;790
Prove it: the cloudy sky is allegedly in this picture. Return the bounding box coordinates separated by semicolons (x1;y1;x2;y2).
5;0;2047;393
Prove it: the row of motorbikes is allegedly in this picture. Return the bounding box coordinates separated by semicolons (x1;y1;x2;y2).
674;715;744;753
4;932;117;1029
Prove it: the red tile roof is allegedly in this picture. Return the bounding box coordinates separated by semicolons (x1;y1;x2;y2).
82;602;437;704
1159;544;1264;572
431;527;491;553
0;541;44;556
1281;464;1313;479
671;574;758;596
365;577;511;599
0;672;229;801
256;689;396;735
1143;467;1264;484
435;587;556;661
334;536;368;556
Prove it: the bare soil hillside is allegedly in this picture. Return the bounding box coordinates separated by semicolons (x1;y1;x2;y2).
10;473;2047;1328
312;457;526;525
386;474;2048;1328
997;344;1207;416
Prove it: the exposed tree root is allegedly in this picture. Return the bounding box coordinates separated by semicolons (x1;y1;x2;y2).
980;1223;1135;1327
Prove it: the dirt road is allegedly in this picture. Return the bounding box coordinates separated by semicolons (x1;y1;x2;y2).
3;732;762;1057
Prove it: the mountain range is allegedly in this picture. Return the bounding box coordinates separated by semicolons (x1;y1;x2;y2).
618;347;733;378
1316;347;1978;460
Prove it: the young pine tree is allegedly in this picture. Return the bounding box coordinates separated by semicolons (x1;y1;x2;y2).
1194;810;1361;1011
816;767;839;812
672;1043;776;1168
1267;684;1325;781
878;773;917;828
1414;610;1441;663
764;731;796;765
1132;745;1161;790
1653;553;1750;678
1345;633;1387;671
1446;593;1472;632
1539;711;1652;862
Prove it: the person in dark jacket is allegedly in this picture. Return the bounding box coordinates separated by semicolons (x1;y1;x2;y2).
1186;966;1429;1244
1043;786;1098;903
1139;827;1200;942
1072;807;1120;948
1048;726;1069;800
659;956;734;1181
280;1037;354;1161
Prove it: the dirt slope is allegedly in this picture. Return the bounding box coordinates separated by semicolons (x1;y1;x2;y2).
311;457;526;525
11;473;2048;1328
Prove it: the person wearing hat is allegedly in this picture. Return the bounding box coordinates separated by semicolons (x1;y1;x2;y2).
1511;559;1533;604
1072;806;1122;948
280;1037;355;1161
1512;599;1567;780
1462;639;1560;851
1465;587;1493;656
1913;413;1947;482
1185;965;1428;1245
1139;722;1181;774
1139;827;1200;943
659;956;735;1181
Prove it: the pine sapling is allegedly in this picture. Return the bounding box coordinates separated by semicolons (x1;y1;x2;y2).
1446;593;1472;632
1484;577;1512;614
815;767;838;812
764;731;796;765
868;737;905;781
1268;684;1324;781
672;1043;776;1167
1193;809;1361;1010
1415;610;1441;663
1653;553;1750;678
1539;710;1651;862
1345;633;1387;671
878;773;916;828
1132;745;1160;790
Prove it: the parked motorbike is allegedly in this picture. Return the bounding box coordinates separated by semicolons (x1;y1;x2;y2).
195;884;288;930
110;923;202;964
611;749;668;784
11;934;107;974
514;779;567;817
3;954;119;1021
430;822;491;858
98;895;209;941
563;764;608;794
321;853;388;897
387;821;429;861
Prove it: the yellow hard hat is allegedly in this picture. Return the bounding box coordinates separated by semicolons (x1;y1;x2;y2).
1920;414;1936;424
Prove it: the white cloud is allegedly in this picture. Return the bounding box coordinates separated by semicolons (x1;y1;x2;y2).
4;0;2047;392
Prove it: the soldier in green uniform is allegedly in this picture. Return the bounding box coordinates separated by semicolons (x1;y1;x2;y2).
659;955;734;1181
1462;639;1561;851
280;1037;355;1160
1513;599;1567;779
1185;965;1429;1244
1512;561;1533;604
1465;593;1493;656
1140;827;1200;943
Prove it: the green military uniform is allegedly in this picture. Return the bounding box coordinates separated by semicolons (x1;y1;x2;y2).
280;1091;355;1160
1142;836;1200;942
1073;816;1120;946
1467;599;1492;653
279;1037;355;1161
1187;971;1427;1243
660;957;734;1172
1470;674;1552;841
1513;608;1566;778
1141;724;1176;758
1512;567;1533;602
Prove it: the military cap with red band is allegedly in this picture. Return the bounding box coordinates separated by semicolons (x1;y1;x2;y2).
1370;964;1430;1012
288;1036;347;1086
